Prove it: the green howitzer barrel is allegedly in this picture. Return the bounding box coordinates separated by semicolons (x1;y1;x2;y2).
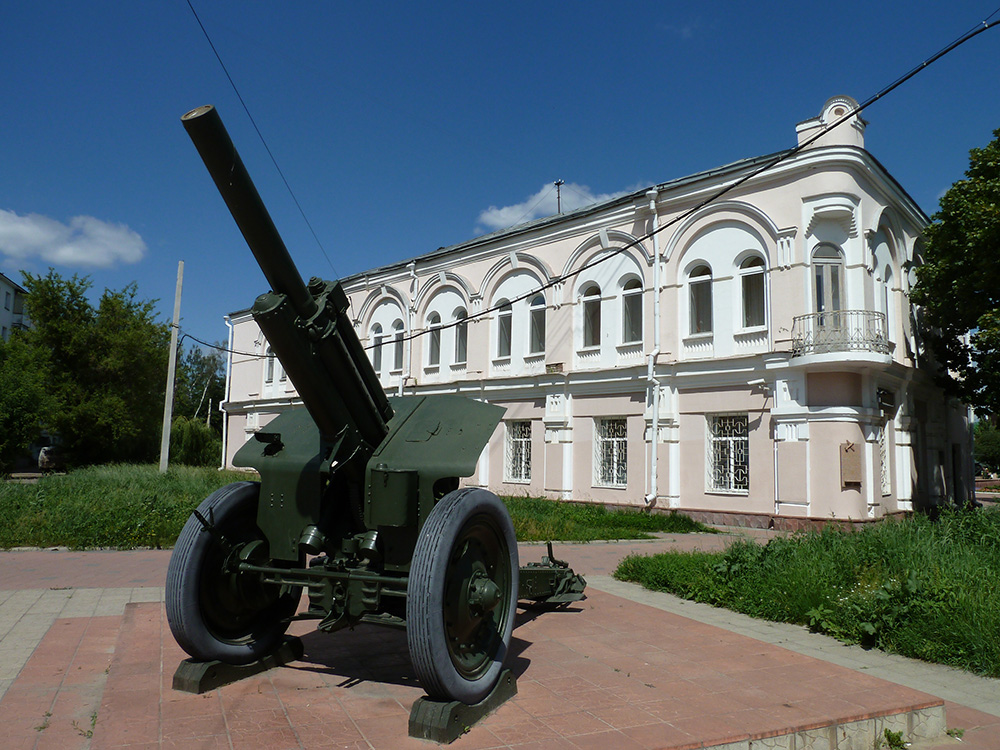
181;105;391;453
168;105;585;709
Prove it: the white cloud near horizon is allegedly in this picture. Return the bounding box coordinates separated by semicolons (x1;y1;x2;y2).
0;209;146;268
476;182;634;233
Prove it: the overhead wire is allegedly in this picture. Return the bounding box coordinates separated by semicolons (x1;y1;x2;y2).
185;0;340;281
371;11;1000;351
180;8;999;357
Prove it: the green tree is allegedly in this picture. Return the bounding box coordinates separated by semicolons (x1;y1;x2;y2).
169;416;222;466
0;335;54;472
18;270;170;466
912;128;1000;416
174;343;226;435
974;420;1000;474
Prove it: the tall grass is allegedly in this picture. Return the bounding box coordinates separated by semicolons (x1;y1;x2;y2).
0;464;248;549
615;507;1000;677
0;468;713;549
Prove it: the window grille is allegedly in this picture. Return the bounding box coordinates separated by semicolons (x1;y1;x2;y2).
594;418;627;487
879;425;891;496
505;421;531;482
707;414;749;493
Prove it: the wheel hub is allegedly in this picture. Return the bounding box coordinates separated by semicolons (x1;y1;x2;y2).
467;571;501;616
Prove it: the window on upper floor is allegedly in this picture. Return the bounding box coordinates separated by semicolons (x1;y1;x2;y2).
370;323;384;375
426;312;441;367
813;244;844;316
496;300;512;358
3;292;10;311
264;345;275;384
689;265;713;334
263;345;285;389
740;256;766;328
392;319;404;371
529;295;545;355
454;308;468;364
582;284;601;348
621;278;642;344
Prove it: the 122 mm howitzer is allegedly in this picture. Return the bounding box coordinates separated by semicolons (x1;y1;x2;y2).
166;105;586;705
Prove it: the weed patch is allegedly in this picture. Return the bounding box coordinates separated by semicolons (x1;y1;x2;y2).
614;507;1000;677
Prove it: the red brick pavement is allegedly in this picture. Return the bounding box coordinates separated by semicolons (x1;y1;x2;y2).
3;537;999;749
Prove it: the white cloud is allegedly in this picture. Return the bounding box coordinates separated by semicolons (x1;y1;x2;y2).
476;182;633;233
0;209;146;268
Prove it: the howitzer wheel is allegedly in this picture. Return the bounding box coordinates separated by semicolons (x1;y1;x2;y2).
166;481;300;666
407;488;518;704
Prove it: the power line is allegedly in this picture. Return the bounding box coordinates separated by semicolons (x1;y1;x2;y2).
371;12;1000;351
185;0;340;281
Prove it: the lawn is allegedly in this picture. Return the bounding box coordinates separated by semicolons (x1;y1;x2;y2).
0;465;712;549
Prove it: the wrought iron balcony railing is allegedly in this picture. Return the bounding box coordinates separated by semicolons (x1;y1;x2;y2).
790;310;889;357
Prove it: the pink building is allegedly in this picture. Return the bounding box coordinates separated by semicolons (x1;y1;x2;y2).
221;97;971;527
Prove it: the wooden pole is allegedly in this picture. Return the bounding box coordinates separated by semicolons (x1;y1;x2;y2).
159;261;184;473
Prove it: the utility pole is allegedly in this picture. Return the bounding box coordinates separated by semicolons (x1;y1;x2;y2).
555;179;564;214
159;261;184;473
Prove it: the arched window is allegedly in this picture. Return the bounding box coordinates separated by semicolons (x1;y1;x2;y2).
621;278;642;343
582;284;601;348
370;324;383;375
264;345;275;384
454;308;468;364
529;295;545;354
496;300;512;358
813;245;843;316
740;256;766;328
689;265;712;334
426;312;441;366
392;319;404;371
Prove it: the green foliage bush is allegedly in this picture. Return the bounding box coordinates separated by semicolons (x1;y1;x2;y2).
614;509;1000;677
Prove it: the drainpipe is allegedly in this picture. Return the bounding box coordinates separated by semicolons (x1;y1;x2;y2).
219;314;234;470
645;189;661;507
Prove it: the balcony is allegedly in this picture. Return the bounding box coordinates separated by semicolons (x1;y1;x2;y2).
791;310;889;358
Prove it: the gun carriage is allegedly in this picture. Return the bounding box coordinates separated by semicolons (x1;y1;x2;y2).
166;105;585;705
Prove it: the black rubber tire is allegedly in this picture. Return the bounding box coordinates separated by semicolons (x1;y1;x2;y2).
165;481;300;665
407;488;519;703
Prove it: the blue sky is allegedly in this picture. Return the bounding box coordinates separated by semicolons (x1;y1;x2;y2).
1;2;998;348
